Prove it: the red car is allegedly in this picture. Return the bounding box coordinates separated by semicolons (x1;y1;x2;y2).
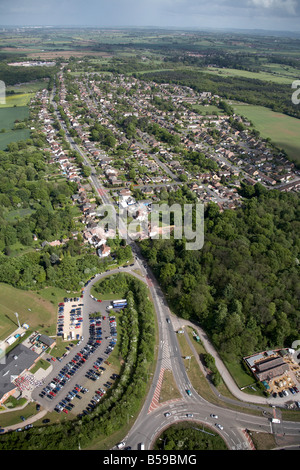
63;409;68;414
59;303;64;306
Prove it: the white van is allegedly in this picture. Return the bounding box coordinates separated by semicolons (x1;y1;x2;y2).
117;441;125;449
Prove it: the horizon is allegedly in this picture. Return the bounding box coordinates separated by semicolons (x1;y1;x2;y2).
0;0;299;33
0;24;300;37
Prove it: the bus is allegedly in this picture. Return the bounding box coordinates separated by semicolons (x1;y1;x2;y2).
112;299;127;308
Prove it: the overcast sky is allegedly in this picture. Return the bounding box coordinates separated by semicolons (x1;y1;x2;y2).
0;0;300;32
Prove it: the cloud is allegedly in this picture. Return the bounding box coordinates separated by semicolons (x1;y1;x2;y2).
249;0;298;15
0;0;299;29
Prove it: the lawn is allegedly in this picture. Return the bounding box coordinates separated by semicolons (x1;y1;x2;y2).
233;104;300;163
192;104;224;115
0;402;38;428
0;283;58;340
30;358;51;374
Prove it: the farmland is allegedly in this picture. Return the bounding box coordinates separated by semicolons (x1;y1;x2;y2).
0;106;30;150
232;103;300;163
204;66;298;85
0;93;33;108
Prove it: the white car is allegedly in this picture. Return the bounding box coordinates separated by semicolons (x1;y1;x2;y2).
210;414;218;419
215;423;224;430
117;441;126;449
164;412;171;417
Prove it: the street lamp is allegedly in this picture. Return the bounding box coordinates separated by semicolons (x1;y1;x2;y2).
15;312;21;329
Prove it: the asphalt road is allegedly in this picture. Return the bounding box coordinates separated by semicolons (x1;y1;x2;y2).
50;84;300;451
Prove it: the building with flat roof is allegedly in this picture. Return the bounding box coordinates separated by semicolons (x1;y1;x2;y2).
0;344;39;404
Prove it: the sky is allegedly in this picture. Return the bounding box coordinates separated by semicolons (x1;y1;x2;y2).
0;0;300;32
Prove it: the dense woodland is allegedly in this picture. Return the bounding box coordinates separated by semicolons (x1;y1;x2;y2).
0;63;56;87
140;184;300;363
154;423;228;450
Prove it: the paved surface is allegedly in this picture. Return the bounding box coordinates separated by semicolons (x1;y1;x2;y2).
7;87;294;449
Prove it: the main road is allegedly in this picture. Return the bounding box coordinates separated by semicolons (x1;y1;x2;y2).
50;84;300;451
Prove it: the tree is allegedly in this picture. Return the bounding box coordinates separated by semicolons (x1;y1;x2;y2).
82;165;91;177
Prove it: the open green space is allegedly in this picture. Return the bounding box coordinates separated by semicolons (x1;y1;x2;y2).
233;104;300;163
204;66;296;84
0;283;58;340
0;93;34;108
5;80;48;95
0;106;29;129
0;402;38;428
262;62;300;80
0;128;30;150
0;106;30;150
30;358;51;374
192;104;224;115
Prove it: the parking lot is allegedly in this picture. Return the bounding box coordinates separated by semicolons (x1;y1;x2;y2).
57;297;84;341
59;361;120;417
38;306;120;417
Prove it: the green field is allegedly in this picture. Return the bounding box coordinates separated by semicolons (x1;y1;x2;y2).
204;66;297;85
0;128;30;150
0;283;58;340
233;104;300;163
0;93;34;108
0;106;29;129
192;104;224;115
0;106;30;149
